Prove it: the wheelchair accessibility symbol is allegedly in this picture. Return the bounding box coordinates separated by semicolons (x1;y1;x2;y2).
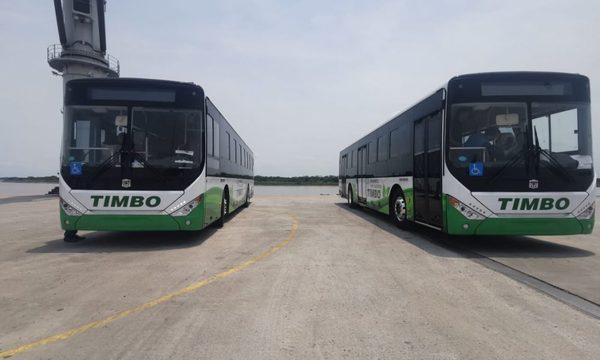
469;162;484;177
70;162;82;176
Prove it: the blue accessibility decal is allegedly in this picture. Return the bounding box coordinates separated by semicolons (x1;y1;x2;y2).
469;162;483;177
70;162;82;176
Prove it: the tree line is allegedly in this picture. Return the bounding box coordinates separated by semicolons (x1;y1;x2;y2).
254;175;337;186
0;176;59;183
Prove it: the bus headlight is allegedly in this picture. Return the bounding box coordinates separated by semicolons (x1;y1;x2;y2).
448;195;485;220
170;195;202;217
60;198;83;217
576;202;595;220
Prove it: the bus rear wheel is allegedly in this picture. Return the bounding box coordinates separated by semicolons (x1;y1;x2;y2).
216;191;229;228
390;191;410;229
348;186;356;208
243;185;250;208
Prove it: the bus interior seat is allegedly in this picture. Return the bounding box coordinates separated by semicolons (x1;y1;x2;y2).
497;132;516;149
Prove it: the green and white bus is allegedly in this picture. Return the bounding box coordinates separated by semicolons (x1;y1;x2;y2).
59;78;254;241
339;72;595;235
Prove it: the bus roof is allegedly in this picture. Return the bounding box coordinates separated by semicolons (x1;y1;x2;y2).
449;71;588;82
339;71;589;155
66;77;204;91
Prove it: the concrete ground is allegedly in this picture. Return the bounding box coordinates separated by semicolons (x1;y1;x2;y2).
451;227;600;305
0;195;599;359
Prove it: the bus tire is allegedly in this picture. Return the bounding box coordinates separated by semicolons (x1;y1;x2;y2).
216;189;229;228
390;190;411;229
348;185;357;208
243;185;250;208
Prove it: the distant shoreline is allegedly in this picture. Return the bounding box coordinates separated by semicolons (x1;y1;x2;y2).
0;176;58;184
254;175;337;186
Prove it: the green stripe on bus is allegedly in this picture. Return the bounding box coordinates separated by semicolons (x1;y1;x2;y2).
445;202;594;236
60;201;207;232
404;188;414;221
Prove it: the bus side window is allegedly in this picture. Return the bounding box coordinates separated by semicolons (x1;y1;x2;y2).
213;120;219;158
390;128;400;158
376;136;382;161
341;154;348;175
226;132;231;160
368;141;376;163
207;114;214;157
234;139;238;163
390;123;412;174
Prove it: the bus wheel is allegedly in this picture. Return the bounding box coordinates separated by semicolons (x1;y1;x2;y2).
243;185;250;208
216;191;229;228
348;186;356;208
390;191;410;229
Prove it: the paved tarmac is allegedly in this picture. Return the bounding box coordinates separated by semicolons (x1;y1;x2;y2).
452;228;600;305
0;195;599;359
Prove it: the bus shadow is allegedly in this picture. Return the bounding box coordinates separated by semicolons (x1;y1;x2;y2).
27;228;216;254
334;202;594;259
25;207;252;254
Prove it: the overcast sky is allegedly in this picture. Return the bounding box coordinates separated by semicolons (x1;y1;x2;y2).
1;0;599;177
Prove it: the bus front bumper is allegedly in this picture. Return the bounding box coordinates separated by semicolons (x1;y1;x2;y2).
60;205;205;232
446;205;594;236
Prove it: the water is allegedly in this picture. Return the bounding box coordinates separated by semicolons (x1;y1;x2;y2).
0;182;57;198
0;182;338;198
254;185;338;196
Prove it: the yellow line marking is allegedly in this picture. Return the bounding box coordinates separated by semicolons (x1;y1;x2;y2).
0;216;299;359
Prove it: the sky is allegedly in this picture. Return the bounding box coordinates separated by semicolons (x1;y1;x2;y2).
1;0;599;177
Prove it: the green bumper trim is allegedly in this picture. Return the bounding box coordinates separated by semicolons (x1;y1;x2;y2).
445;204;594;235
473;216;594;235
76;214;182;231
60;202;206;232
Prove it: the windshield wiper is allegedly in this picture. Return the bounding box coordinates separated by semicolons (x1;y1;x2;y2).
128;149;169;179
85;150;122;188
85;142;172;188
533;127;574;182
488;147;529;185
489;128;576;185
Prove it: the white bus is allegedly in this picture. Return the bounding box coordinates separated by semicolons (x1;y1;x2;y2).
339;72;595;235
59;78;254;241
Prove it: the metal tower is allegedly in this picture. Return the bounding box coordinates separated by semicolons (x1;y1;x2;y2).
48;0;119;86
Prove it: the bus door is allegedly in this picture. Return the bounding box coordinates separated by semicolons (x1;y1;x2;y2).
357;145;368;202
413;112;443;227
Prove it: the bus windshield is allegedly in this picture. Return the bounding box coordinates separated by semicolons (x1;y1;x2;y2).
447;101;593;191
131;107;203;169
61;106;204;190
62;106;128;168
